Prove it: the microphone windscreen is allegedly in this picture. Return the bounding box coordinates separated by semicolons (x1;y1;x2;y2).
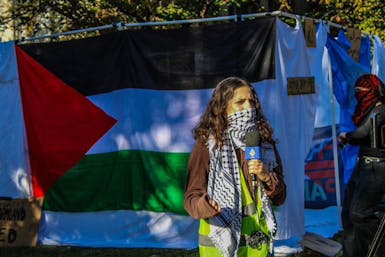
245;131;260;147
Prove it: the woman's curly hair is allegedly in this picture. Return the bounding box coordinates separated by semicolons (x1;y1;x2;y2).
192;77;275;148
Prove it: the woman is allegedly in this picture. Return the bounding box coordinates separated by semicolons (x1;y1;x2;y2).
339;74;385;257
184;77;286;257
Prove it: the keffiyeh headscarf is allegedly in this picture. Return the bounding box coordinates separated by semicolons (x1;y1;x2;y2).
353;74;382;125
207;108;277;257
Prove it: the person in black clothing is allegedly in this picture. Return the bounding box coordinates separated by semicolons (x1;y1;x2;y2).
339;74;385;257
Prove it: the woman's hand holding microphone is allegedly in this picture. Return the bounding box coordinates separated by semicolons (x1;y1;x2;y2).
248;160;272;186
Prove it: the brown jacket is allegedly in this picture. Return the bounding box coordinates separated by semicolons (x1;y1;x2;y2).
184;139;286;220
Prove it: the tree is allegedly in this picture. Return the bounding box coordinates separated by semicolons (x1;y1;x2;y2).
0;0;384;42
0;0;281;41
305;0;385;41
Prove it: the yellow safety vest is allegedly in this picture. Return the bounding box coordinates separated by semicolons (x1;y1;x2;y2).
198;168;272;257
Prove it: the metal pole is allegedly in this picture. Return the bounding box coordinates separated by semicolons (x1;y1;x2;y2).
366;213;385;257
327;30;343;229
19;10;366;43
240;12;272;21
122;15;238;27
20;15;239;43
21;24;116;42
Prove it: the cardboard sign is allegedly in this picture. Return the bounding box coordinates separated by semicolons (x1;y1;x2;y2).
346;28;361;62
304;19;316;48
287;77;315;95
0;198;43;246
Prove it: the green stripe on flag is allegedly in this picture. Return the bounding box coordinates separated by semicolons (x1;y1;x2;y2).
44;150;190;215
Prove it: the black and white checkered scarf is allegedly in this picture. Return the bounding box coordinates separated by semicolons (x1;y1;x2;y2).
207;108;278;257
207;109;257;257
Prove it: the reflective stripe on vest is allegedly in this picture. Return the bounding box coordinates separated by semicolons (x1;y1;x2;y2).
200;231;269;249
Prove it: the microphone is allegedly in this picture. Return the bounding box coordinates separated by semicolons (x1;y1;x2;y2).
245;131;261;183
245;130;261;160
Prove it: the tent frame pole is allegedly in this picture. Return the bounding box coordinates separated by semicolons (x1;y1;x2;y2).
19;11;354;43
327;42;343;229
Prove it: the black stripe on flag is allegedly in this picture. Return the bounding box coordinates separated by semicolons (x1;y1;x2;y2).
20;17;276;96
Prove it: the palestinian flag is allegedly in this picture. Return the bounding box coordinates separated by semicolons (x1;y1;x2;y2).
1;17;276;248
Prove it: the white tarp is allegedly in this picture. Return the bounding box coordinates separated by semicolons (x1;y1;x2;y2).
0;41;31;198
254;18;318;239
372;35;385;84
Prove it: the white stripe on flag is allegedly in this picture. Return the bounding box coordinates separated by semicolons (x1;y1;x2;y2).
39;210;198;248
87;88;213;154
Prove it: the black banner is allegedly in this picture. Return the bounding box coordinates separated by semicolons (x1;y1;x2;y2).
20;17;276;96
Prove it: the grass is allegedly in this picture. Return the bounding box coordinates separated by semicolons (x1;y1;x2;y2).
0;232;344;257
0;245;343;257
0;246;199;257
0;247;282;257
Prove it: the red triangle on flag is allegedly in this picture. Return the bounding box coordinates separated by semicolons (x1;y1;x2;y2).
16;46;117;197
